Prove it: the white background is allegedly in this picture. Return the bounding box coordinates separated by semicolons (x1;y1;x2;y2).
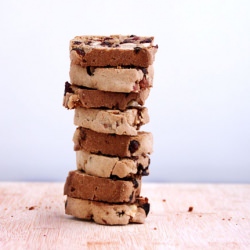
0;0;249;182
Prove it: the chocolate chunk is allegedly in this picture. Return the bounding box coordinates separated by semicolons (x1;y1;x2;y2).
140;38;153;43
132;179;139;188
86;66;95;76
72;48;85;57
137;164;149;176
116;210;125;217
64;81;74;96
129;191;134;202
134;47;142;54
141;203;150;216
141;68;148;75
121;39;133;44
101;41;112;47
129;140;140;153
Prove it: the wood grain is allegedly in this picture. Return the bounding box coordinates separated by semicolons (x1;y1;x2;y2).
0;182;249;249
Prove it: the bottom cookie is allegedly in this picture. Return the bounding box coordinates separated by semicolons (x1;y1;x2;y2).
65;196;150;225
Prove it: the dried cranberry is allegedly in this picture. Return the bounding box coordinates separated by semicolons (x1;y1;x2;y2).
129;140;140;153
139;77;149;88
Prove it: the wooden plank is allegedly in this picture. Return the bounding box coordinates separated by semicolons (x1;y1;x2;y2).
0;182;249;249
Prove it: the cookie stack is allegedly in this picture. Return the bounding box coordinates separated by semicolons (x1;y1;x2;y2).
63;35;158;225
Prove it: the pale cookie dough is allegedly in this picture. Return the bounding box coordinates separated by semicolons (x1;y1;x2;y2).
65;196;150;225
70;35;158;67
76;151;150;178
64;170;141;203
63;82;150;111
74;107;149;135
69;64;154;93
73;127;153;158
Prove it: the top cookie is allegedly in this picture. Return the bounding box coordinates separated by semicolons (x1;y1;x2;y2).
70;35;158;67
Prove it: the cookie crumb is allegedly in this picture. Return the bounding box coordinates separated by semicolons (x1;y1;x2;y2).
188;206;193;212
153;227;157;230
162;199;166;202
28;206;36;210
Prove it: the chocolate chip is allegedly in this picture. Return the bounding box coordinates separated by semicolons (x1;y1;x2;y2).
86;66;95;76
129;140;140;153
121;39;133;44
132;179;139;188
104;37;113;40
101;41;112;47
137;164;149;176
188;206;193;212
116;210;125;217
80;129;87;141
73;41;82;45
141;203;150;216
70;187;75;192
129;191;134;202
72;48;85;57
140;38;153;43
141;68;148;75
134;47;142;54
64;81;74;96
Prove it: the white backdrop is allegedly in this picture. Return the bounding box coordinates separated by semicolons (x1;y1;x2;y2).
0;0;249;182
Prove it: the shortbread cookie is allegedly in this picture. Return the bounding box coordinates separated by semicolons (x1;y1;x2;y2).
64;170;141;203
70;64;154;93
73;127;153;158
76;151;150;178
63;82;150;111
74;107;149;135
70;35;158;67
65;196;150;225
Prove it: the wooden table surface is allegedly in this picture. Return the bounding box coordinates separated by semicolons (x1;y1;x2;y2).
0;182;249;250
